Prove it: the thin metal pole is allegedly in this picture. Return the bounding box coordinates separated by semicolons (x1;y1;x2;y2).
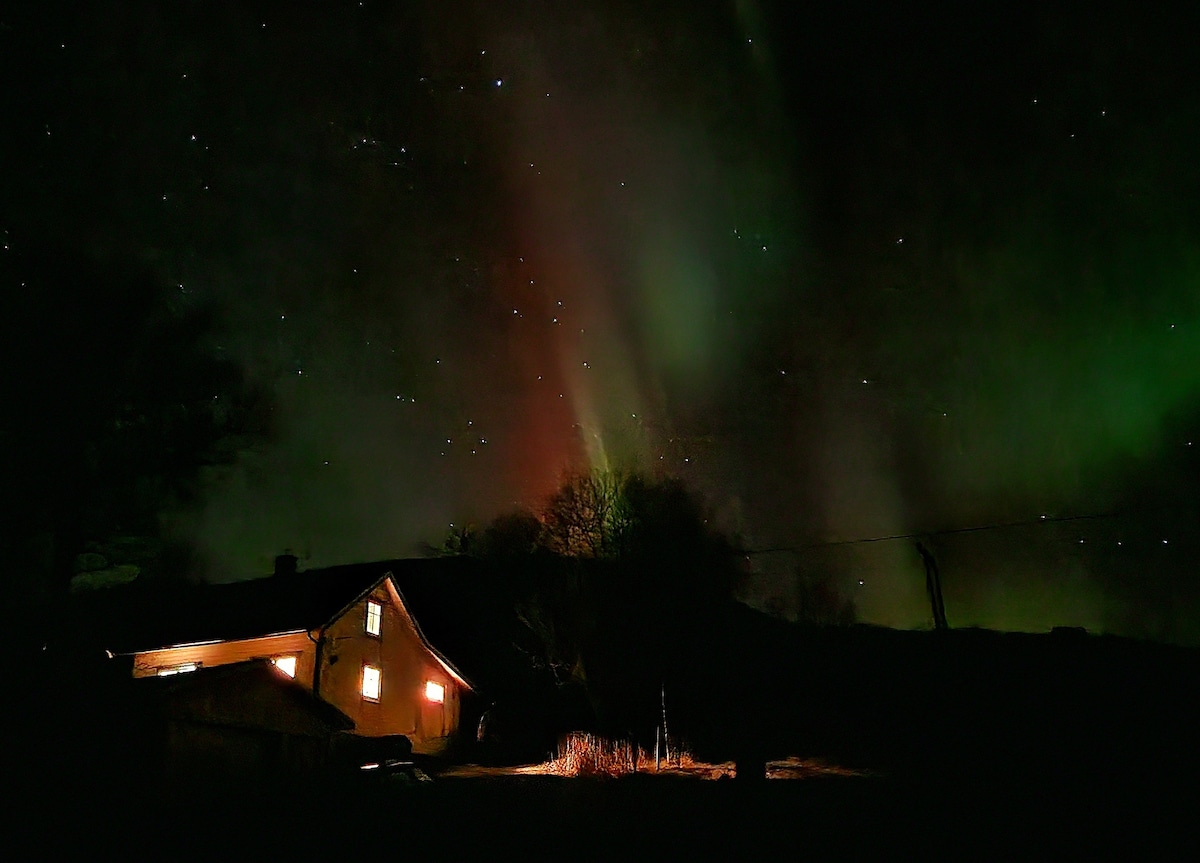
661;682;672;765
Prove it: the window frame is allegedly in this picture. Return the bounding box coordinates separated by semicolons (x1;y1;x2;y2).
361;663;382;702
365;599;383;637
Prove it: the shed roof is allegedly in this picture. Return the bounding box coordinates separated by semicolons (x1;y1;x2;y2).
137;659;356;735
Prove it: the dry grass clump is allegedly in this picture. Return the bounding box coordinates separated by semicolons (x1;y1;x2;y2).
518;734;863;780
545;733;662;777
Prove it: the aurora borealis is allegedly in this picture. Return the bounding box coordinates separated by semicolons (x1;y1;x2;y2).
4;2;1200;642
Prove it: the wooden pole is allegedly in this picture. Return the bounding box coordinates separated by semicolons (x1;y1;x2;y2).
917;541;949;631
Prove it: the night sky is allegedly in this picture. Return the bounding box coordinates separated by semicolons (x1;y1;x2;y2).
5;1;1200;643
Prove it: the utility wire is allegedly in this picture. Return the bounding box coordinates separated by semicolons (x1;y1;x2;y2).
744;510;1127;556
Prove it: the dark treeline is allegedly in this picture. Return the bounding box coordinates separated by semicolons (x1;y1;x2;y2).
440;471;747;754
1;233;271;639
443;472;1200;789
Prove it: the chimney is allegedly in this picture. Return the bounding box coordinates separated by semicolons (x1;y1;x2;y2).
274;552;298;578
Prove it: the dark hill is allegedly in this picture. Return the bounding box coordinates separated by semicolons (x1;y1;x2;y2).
672;607;1200;787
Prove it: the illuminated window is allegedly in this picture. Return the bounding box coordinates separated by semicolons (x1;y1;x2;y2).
157;663;197;677
424;680;445;704
365;600;382;636
362;665;381;701
272;656;297;678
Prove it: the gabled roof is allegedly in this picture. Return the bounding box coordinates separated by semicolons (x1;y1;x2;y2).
77;558;479;690
264;556;502;690
136;659;356;734
386;556;525;693
81;563;388;654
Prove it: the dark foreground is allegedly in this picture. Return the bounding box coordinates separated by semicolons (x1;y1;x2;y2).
24;766;1198;860
21;621;1200;857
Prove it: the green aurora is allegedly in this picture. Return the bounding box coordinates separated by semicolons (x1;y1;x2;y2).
5;1;1200;642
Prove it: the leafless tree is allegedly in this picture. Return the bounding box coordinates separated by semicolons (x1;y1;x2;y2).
539;471;632;559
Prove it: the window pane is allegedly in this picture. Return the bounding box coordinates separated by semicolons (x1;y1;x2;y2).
425;680;445;703
362;665;381;700
273;656;297;678
365;601;382;636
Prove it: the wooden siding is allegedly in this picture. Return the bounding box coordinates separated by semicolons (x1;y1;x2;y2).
316;584;461;753
133;632;315;679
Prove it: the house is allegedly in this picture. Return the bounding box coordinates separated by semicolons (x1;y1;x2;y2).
113;555;473;755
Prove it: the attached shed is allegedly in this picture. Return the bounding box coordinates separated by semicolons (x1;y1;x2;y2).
135;660;354;783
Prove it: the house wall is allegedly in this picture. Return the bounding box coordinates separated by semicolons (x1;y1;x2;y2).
133;632;316;679
130;582;463;753
318;584;462;753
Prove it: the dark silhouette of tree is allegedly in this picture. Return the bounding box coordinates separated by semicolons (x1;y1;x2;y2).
467;470;744;742
439;523;478;557
0;236;270;627
478;509;543;559
539;471;629;558
794;571;858;627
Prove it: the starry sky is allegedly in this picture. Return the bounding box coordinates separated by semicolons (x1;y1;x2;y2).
5;1;1200;642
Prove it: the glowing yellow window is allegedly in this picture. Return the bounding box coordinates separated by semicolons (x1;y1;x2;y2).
157;662;197;677
425;680;445;704
362;665;381;701
365;600;382;636
272;656;297;678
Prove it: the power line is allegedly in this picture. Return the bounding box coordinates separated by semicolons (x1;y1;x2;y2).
744;510;1126;555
